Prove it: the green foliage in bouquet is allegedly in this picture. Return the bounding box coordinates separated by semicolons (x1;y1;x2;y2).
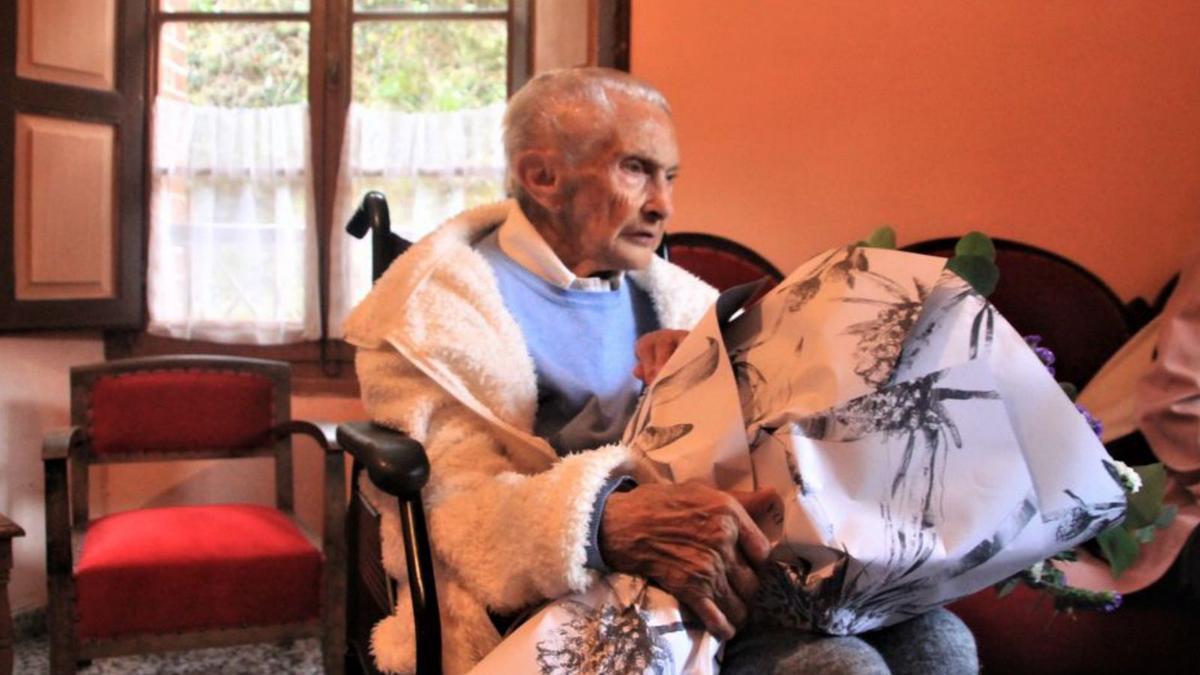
948;232;1000;297
861;226;897;250
860;227;999;297
1096;464;1178;578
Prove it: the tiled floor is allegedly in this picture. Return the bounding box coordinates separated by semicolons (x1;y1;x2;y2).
13;634;322;674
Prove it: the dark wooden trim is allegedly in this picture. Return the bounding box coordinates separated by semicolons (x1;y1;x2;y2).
158;9;509;22
118;0;150;332
10;83;124;120
156;11;311;22
85;448;281;464
594;0;631;71
102;331;361;396
315;0;348;375
352;10;508;21
104;332;356;362
509;0;532;93
0;0;16;332
0;515;22;675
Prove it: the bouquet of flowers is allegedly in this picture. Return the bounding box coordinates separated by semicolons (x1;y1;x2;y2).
623;228;1142;634
861;228;1177;614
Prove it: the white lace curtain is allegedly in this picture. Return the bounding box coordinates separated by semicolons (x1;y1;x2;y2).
147;98;320;344
327;102;506;335
147;99;506;345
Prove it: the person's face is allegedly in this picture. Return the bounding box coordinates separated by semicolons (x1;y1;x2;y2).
554;97;679;277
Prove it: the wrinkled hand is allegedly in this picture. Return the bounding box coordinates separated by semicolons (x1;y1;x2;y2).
599;482;778;640
633;329;690;385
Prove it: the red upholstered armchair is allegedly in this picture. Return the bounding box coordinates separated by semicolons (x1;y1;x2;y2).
41;356;346;674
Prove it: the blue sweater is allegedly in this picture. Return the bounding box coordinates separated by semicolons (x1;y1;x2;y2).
477;232;660;455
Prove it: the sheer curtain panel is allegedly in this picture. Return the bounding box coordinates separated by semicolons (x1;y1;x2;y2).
148;98;320;344
327;102;506;334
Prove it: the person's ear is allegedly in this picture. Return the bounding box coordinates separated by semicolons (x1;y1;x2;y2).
514;150;564;209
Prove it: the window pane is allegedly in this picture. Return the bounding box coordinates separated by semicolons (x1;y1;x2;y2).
158;21;308;106
353;20;506;111
354;0;506;13
162;0;309;12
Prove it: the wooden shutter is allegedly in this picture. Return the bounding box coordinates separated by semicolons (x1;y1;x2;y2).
0;0;147;330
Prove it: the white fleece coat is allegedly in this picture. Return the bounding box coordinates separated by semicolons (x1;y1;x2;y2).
343;200;718;674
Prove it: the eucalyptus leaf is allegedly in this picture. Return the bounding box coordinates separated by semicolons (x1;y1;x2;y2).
1155;504;1179;529
955;231;997;261
864;226;897;250
1096;526;1139;579
1134;525;1157;544
1126;463;1168;529
947;255;1000;296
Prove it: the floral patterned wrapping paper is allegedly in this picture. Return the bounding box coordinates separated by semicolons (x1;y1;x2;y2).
470;574;721;675
470;246;1128;674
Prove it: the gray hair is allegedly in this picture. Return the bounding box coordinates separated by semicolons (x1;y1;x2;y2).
502;67;671;198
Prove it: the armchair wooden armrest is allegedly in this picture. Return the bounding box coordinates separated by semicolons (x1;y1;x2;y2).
41;426;85;668
270;419;348;671
42;427;84;462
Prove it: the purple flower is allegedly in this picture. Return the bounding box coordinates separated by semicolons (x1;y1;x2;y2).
1024;335;1057;376
1076;403;1103;438
1105;593;1124;612
1050;586;1123;613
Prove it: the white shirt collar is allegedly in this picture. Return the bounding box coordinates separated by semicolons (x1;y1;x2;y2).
496;206;623;292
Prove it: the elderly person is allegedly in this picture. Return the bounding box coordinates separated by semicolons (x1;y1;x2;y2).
344;67;977;674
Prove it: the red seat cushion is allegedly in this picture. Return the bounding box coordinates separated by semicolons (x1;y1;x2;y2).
75;504;321;639
88;370;275;455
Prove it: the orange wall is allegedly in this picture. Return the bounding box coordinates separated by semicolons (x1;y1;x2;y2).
632;0;1200;301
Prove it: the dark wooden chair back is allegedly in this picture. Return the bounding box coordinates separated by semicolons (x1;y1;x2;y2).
904;238;1133;389
69;355;293;517
663;231;785;293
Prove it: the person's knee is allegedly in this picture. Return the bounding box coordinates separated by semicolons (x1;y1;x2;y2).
868;609;978;675
776;636;890;675
723;629;889;675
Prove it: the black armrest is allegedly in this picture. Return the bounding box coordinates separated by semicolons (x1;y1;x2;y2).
337;421;430;499
340;420;442;674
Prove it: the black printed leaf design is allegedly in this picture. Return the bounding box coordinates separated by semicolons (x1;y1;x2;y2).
948;498;1037;577
1048;490;1126;543
650;337;720;407
784;276;823;312
968;304;995;359
631;423;694;455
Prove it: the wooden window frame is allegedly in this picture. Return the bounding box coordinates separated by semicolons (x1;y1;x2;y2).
106;0;536;396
